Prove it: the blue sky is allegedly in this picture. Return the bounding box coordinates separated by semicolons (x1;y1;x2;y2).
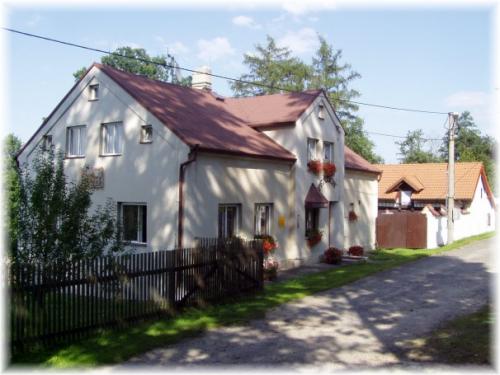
4;5;495;162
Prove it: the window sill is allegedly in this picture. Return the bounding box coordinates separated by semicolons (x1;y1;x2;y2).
88;99;99;102
139;141;153;144
100;153;122;157
65;155;85;159
123;241;147;247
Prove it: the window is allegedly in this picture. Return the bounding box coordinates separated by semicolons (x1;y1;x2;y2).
318;103;325;120
481;188;483;198
119;203;147;244
323;142;333;162
305;207;319;235
140;125;153;144
218;204;240;238
42;134;53;150
66;125;86;157
307;138;318;161
101;122;124;155
255;204;273;236
89;84;99;101
488;213;491;226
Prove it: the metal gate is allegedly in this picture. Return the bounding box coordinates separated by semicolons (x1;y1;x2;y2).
376;211;427;249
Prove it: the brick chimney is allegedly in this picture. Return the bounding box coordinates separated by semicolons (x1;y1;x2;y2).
191;66;212;91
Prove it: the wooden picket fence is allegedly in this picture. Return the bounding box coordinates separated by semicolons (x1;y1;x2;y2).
9;237;263;352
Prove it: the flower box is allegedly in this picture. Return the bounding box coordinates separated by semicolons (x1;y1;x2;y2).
307;160;322;175
306;229;322;247
323;162;336;178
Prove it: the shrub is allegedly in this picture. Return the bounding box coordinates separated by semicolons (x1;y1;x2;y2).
323;247;343;265
348;245;364;256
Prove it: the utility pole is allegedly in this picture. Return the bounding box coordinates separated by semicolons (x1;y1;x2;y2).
447;112;459;244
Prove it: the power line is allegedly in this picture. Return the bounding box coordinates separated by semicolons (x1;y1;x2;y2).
3;27;450;116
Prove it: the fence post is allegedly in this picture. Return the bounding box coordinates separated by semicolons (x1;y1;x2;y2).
168;250;176;310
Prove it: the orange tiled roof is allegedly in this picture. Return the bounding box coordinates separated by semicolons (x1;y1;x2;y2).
377;162;493;203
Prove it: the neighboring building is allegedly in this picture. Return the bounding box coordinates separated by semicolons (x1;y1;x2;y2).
16;63;379;268
377;162;496;247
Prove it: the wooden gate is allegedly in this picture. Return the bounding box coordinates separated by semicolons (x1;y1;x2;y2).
376;211;427;248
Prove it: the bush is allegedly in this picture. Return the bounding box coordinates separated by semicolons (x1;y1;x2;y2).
348;246;364;256
323;247;343;265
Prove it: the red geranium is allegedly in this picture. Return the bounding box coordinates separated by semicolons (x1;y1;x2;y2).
263;240;274;255
307;160;322;175
323;162;336;178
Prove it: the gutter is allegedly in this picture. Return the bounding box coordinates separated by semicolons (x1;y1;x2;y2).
178;144;199;248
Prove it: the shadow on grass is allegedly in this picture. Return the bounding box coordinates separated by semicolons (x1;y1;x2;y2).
10;232;495;368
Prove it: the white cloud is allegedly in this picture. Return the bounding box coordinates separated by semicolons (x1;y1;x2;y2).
197;37;235;62
232;15;261;29
282;0;337;16
277;27;319;55
154;36;190;55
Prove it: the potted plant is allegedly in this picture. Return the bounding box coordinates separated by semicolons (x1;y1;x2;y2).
323;162;336;178
307;160;322;175
323;247;343;264
306;228;323;247
348;245;364;256
255;234;278;256
263;255;279;281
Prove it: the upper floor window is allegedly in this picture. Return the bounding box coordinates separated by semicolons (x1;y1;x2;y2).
140;125;153;144
323;142;333;162
89;84;99;101
255;203;273;236
42;134;53;150
66;125;86;157
307;138;318;161
101;122;123;155
318;103;325;120
218;204;241;238
119;203;147;244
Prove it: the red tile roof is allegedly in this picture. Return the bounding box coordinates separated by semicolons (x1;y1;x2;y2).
96;63;297;161
344;146;381;174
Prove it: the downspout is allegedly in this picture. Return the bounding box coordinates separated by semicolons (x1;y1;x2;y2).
178;144;199;248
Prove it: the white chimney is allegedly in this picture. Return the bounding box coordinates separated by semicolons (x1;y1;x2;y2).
191;66;212;91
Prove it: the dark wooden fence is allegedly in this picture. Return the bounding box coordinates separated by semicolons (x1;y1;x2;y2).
9;237;263;352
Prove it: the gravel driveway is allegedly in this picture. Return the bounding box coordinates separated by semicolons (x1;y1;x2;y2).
123;236;495;370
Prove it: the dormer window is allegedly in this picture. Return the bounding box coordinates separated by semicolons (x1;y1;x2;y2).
89;84;99;101
318;103;325;120
140;125;153;144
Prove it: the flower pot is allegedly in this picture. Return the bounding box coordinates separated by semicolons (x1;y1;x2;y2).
264;268;278;281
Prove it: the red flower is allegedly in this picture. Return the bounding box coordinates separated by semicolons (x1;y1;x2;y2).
307;160;322;175
263;240;274;255
323;162;336;178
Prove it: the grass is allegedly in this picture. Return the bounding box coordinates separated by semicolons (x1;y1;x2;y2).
406;304;492;365
10;231;495;368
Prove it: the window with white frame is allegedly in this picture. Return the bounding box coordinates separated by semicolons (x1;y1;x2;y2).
140;125;153;143
42;134;53;150
101;122;124;155
323;142;333;162
318;103;325;120
66;125;86;157
307;138;318;161
89;84;99;101
218;204;241;238
119;203;147;244
255;203;273;236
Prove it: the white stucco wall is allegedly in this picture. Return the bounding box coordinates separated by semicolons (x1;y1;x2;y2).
423;210;447;249
262;94;345;264
17;66;190;252
343;169;379;251
182;153;297;263
452;176;496;240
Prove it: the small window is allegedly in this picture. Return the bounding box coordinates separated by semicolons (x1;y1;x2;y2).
66;125;86;157
218;204;241;238
119;203;147;244
42;134;53;150
488;213;491;226
481;188;483;198
307;138;318;161
323;142;333;162
140;125;153;144
101;122;124;155
318;103;325;120
255;203;273;236
305;207;319;236
89;84;99;101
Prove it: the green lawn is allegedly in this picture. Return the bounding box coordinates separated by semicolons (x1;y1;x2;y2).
406;304;492;365
10;231;495;368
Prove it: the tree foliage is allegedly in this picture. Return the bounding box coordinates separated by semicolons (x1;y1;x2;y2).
73;46;192;86
231;35;383;163
396;129;441;163
3;134;22;257
230;36;311;96
15;148;122;267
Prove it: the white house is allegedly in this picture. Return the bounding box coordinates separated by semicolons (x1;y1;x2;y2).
16;63;379;268
377;162;496;248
